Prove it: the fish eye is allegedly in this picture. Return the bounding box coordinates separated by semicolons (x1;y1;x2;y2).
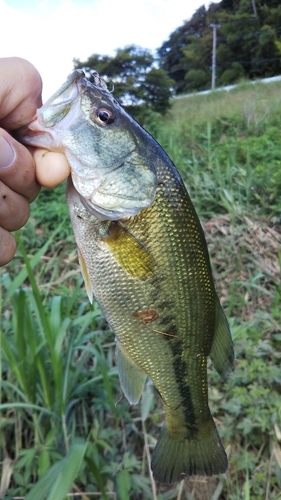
94;107;115;125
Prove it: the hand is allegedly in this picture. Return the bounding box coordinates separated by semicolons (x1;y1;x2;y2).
0;57;70;266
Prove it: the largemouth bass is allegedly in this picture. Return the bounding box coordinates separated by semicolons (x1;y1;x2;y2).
19;70;234;484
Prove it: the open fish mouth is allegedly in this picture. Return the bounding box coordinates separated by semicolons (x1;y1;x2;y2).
38;69;108;128
17;71;88;143
43;69;87;109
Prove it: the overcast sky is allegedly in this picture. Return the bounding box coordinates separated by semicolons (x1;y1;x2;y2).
0;0;219;100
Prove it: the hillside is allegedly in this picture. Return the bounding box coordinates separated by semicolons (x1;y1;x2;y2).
158;0;281;93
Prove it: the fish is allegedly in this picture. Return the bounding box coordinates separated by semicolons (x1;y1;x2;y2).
19;69;234;484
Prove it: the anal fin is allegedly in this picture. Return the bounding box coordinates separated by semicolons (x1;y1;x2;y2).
210;296;234;380
116;341;147;404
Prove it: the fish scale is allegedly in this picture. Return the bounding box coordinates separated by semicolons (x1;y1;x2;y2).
18;69;234;484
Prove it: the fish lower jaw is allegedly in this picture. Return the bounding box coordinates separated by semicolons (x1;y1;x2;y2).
18;124;57;150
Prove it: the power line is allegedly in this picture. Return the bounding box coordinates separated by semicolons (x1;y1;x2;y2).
216;56;281;68
217;25;281;42
215;16;257;26
184;25;281;43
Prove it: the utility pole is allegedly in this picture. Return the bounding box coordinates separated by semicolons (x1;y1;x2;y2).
210;23;220;90
251;0;257;17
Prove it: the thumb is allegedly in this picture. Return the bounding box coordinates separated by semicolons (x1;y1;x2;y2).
33;149;71;188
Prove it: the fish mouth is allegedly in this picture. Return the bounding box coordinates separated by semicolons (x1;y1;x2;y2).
43;69;87;110
16;70;88;145
17;69;108;145
41;69;108;110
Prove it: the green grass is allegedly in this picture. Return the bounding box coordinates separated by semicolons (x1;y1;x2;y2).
145;79;281;221
1;77;281;499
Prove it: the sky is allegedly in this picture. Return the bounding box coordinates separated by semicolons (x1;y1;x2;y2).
0;0;218;101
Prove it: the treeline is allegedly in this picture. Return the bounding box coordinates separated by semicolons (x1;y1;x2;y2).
160;0;281;93
74;0;281;117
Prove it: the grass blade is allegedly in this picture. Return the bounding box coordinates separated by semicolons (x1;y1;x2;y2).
3;223;64;303
25;438;87;500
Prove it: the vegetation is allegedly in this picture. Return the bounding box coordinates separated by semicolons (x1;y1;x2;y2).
1;78;281;499
158;0;281;93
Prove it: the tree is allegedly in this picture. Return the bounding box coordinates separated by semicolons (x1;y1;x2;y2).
158;6;209;93
158;0;281;93
221;62;245;84
73;45;174;120
142;68;175;114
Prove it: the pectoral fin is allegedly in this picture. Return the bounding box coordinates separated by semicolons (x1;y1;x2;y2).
116;342;147;404
102;222;154;281
77;248;93;304
210;296;234;380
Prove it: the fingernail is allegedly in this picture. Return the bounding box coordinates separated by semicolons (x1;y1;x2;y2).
0;136;16;169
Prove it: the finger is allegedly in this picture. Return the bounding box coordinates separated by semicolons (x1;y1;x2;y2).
0;181;30;231
34;149;71;188
0;57;42;129
0;130;40;202
0;227;16;266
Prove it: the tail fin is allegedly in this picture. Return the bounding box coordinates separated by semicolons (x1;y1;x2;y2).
151;416;227;484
